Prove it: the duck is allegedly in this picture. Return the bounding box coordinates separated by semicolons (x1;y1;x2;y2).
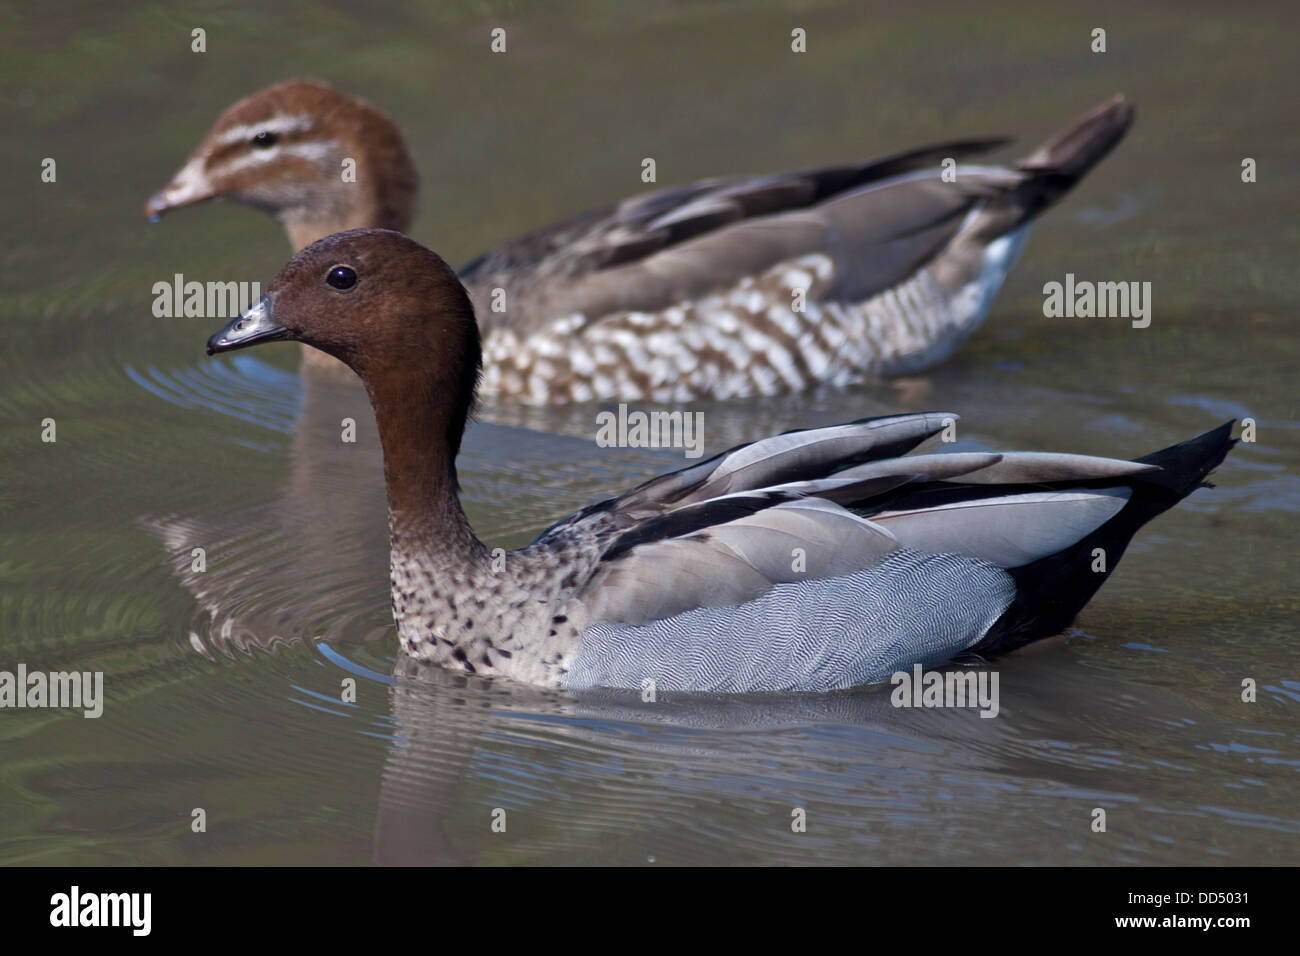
155;79;1134;402
205;229;1235;693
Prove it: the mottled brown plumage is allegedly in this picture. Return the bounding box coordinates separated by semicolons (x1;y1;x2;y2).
156;81;1134;400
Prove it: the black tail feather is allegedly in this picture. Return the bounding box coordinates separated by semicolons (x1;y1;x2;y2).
975;420;1236;656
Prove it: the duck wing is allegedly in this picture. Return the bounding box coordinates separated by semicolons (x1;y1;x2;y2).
543;415;1230;693
463;139;1013;334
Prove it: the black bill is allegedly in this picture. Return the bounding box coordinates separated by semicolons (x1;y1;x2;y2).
207;293;289;354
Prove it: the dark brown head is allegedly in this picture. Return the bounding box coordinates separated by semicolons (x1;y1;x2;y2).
208;229;481;455
145;79;419;251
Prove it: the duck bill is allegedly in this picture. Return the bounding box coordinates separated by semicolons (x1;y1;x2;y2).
144;157;215;221
207;294;290;354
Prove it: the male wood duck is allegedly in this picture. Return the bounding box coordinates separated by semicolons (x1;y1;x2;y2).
205;229;1234;692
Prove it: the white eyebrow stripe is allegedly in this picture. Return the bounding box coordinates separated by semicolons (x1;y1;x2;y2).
280;141;334;161
214;114;314;148
216;140;336;175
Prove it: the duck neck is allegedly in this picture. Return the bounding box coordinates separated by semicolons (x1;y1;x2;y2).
283;203;378;254
280;160;413;253
365;369;487;568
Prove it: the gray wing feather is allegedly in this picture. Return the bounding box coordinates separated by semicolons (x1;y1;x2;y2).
826;450;1157;488
670;413;957;505
577;499;898;627
609;412;955;518
873;488;1132;568
943;451;1160;484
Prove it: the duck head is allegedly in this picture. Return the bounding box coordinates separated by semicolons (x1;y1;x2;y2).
208;229;481;455
146;79;418;251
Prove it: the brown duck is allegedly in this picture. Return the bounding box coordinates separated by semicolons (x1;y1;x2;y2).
153;79;1135;402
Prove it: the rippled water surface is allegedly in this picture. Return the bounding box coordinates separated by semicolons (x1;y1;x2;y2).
1;0;1297;865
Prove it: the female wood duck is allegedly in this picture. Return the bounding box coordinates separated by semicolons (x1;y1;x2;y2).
154;79;1135;402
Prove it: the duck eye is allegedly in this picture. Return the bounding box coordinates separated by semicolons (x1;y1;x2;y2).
326;265;358;291
250;131;277;149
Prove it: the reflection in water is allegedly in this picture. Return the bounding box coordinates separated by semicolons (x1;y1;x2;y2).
140;365;387;658
368;647;1299;865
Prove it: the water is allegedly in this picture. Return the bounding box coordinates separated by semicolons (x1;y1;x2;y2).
1;0;1297;865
